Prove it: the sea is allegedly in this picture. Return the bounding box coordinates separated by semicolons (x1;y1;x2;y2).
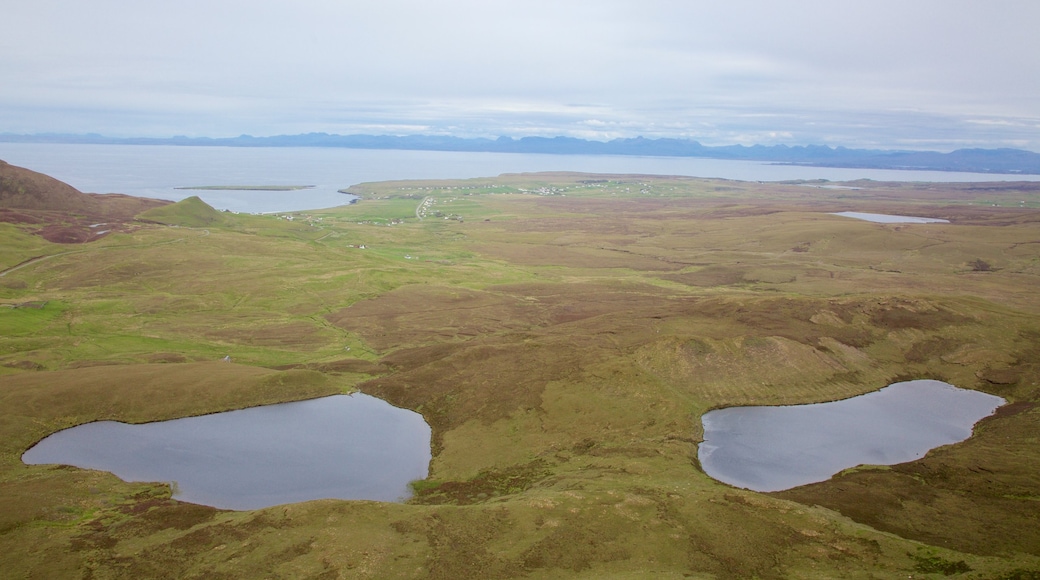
2;143;1038;214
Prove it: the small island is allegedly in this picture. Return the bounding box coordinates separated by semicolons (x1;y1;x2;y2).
174;185;316;191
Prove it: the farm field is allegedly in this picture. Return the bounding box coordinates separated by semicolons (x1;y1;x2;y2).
2;164;1040;578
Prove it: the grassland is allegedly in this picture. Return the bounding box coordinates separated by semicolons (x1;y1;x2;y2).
2;172;1040;578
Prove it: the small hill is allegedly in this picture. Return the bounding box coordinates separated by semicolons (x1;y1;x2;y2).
0;159;100;213
138;196;227;227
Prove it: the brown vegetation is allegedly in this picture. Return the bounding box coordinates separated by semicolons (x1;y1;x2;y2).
0;159;169;243
3;169;1040;578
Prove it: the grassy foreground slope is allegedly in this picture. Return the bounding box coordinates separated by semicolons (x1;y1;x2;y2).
2;172;1040;578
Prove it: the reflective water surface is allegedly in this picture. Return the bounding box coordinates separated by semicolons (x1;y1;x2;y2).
2;143;1037;213
22;394;431;510
832;211;950;224
698;380;1004;492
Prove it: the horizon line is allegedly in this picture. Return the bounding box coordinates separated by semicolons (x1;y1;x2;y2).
3;130;1040;155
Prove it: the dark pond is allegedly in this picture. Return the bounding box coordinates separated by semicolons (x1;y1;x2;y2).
698;380;1004;492
22;393;431;510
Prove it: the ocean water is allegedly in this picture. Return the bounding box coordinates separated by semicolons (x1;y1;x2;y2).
2;143;1037;213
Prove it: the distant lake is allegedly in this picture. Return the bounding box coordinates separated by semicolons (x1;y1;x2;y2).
832;211;950;224
22;393;431;510
698;380;1004;492
2;143;1038;213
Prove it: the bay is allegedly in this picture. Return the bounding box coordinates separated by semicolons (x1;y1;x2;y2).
2;143;1038;213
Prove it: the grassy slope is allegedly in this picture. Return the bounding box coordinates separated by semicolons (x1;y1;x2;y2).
137;196;229;227
1;173;1039;578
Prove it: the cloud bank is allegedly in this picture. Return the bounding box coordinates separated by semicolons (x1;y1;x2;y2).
2;0;1038;150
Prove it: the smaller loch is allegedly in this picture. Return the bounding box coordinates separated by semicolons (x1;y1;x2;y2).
22;393;432;510
698;380;1004;492
832;211;950;224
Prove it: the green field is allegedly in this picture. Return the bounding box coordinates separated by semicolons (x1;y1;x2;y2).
2;173;1039;578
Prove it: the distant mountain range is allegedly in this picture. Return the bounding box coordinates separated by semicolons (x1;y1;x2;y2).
3;132;1040;175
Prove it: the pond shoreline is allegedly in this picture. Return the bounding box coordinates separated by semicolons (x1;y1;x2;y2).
698;379;1005;492
23;392;432;510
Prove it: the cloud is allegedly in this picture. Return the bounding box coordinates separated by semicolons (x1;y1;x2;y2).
2;0;1038;150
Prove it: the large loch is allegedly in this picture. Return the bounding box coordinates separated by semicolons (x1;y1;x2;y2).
698;380;1004;492
22;393;431;510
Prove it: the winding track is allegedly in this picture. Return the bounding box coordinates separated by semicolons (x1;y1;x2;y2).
0;227;209;278
0;252;81;278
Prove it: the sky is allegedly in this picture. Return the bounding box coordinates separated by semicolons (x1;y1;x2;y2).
2;0;1039;151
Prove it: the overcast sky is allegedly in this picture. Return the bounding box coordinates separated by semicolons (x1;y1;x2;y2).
2;0;1038;151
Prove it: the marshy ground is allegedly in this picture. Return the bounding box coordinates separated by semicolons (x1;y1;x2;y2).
2;170;1039;578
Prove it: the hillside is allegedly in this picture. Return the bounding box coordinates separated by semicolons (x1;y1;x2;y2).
138;196;227;227
0;159;99;213
0;160;169;243
2;169;1039;578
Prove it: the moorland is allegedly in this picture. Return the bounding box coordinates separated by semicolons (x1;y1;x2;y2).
2;158;1039;578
